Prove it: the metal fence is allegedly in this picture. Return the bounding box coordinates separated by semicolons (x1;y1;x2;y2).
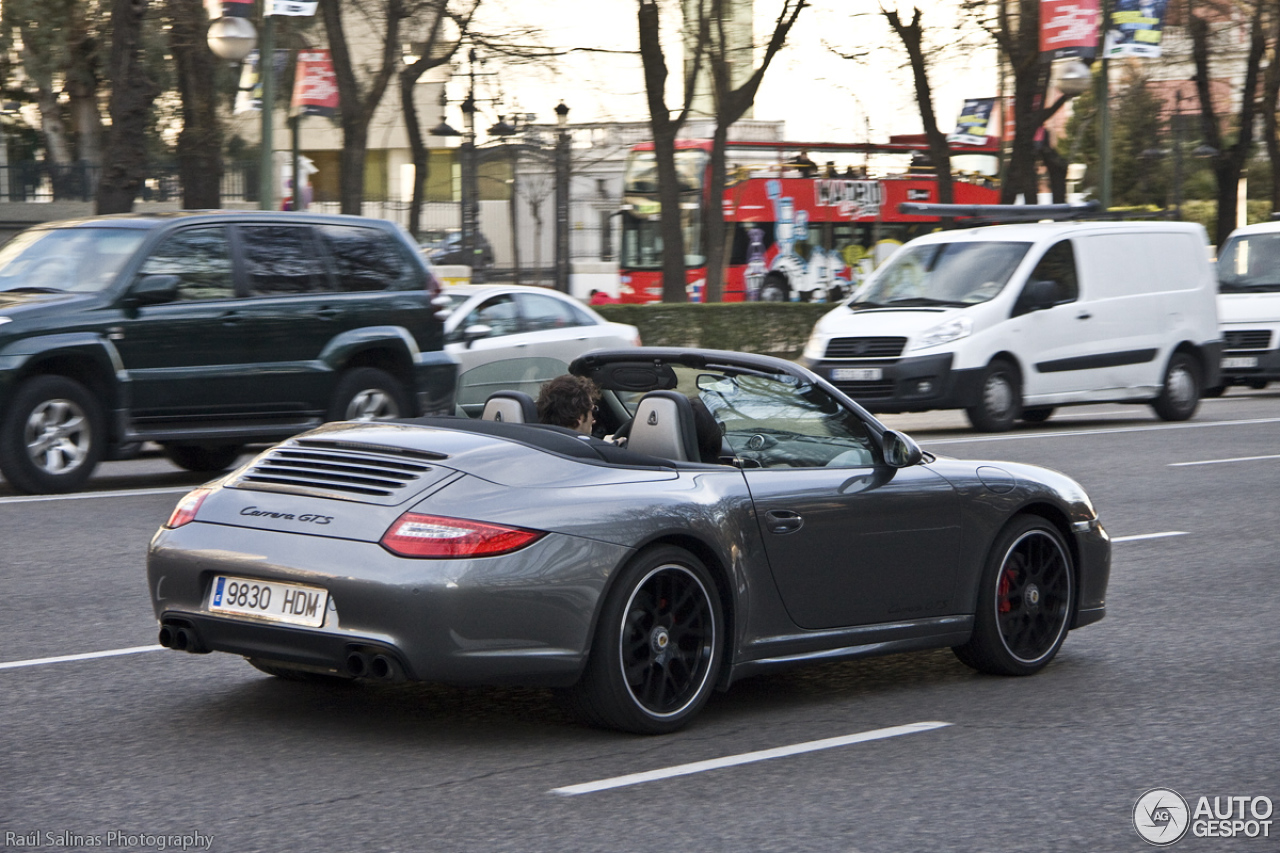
0;160;264;204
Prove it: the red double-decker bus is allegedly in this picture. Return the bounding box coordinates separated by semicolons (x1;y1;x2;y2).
618;136;1002;303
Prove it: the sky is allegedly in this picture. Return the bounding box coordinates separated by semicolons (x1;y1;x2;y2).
467;0;999;144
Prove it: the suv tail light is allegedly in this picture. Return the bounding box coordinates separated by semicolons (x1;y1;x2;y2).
165;488;212;529
380;512;545;558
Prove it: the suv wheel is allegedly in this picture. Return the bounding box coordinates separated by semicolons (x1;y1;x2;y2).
0;375;104;494
328;368;410;422
163;443;245;473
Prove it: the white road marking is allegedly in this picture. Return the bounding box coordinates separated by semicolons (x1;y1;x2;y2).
0;645;163;671
1169;454;1280;467
1112;531;1188;543
549;721;952;796
923;416;1280;446
0;486;191;504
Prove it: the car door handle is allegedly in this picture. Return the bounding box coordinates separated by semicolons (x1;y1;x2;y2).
220;311;240;326
1076;311;1092;320
764;509;803;534
315;306;340;320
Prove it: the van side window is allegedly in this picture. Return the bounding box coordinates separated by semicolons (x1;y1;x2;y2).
1014;240;1078;315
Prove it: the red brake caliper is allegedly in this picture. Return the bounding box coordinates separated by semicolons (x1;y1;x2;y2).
997;569;1015;614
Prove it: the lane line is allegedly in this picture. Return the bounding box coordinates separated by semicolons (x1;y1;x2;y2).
0;486;191;505
0;645;163;670
549;721;951;796
1169;454;1280;467
922;416;1280;446
1112;531;1188;543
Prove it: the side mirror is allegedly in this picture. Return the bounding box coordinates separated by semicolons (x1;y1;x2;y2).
882;429;923;468
463;323;492;348
1023;279;1061;311
130;274;180;305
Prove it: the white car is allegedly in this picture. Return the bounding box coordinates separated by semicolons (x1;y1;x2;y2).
437;284;641;415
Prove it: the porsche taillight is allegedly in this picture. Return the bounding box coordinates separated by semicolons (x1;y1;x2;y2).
165;488;211;529
380;513;545;558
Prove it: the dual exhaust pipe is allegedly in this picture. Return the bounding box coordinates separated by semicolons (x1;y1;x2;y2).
157;622;208;654
344;649;402;681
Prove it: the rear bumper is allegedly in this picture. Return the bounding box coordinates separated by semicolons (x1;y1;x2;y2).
800;352;984;413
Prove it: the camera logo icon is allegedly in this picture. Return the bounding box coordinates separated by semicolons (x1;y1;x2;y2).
1134;788;1191;846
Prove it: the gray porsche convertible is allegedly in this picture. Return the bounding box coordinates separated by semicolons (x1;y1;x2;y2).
147;347;1110;734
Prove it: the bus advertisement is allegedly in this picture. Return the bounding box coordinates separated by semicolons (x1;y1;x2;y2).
618;137;1002;303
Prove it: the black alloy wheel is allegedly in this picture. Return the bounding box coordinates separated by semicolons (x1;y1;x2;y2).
566;546;722;734
0;375;104;494
966;359;1021;432
954;515;1074;676
328;367;410;422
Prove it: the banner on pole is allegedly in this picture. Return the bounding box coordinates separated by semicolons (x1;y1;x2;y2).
233;49;291;114
268;0;318;16
1039;0;1100;61
291;50;339;117
206;0;254;18
947;98;998;146
1104;0;1167;58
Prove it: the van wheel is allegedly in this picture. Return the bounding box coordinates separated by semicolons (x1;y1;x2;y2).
1020;407;1055;425
966;360;1021;432
1246;379;1269;390
1151;353;1201;421
328;368;410;422
0;375;104;494
759;273;788;302
163;443;245;473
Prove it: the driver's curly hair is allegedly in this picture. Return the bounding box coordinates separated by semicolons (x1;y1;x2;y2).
536;374;599;428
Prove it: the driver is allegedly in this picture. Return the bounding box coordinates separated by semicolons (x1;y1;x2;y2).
536;374;599;435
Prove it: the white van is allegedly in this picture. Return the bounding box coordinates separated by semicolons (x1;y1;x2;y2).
1213;221;1280;392
801;221;1222;431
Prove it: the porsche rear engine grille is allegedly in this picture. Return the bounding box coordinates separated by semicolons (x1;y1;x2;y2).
825;337;907;359
1223;329;1272;350
228;439;448;504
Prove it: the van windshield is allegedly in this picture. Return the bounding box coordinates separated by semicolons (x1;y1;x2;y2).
1218;234;1280;292
849;240;1031;309
0;227;145;293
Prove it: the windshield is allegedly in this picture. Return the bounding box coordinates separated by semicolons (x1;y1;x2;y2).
1218;233;1280;292
850;240;1031;309
0;227;146;293
623;150;708;195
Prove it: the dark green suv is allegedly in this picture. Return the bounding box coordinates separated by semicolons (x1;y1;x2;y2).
0;211;457;494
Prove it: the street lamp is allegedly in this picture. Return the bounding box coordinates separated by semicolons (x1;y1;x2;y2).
489;115;521;284
207;6;275;210
554;101;570;294
1055;60;1092;98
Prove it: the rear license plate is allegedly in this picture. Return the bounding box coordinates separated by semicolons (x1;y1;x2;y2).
832;367;883;382
1222;356;1259;369
209;576;328;627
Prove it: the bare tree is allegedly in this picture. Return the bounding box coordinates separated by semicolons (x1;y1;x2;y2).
319;0;407;215
1190;0;1265;244
97;0;160;213
701;0;806;302
883;7;953;205
964;0;1073;203
637;0;707;303
1262;2;1280;213
167;0;222;208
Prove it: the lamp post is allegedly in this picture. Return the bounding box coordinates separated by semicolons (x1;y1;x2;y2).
489;115;520;284
206;2;275;211
553;100;570;294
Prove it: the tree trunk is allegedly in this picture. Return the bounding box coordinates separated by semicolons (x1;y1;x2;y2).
703;121;729;302
168;0;223;209
1262;5;1280;213
320;0;404;215
884;8;953;206
1190;3;1265;244
97;0;160;214
1041;138;1068;202
65;8;104;168
638;0;689;303
399;3;453;239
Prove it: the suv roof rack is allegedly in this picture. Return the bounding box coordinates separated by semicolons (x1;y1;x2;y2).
898;201;1101;222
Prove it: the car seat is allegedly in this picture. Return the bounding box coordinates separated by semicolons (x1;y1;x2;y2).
626;391;700;462
481;390;538;423
688;396;726;464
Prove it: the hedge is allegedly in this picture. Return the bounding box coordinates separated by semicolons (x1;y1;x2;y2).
595;302;834;359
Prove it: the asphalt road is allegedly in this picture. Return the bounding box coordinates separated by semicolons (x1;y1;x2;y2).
2;390;1278;852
